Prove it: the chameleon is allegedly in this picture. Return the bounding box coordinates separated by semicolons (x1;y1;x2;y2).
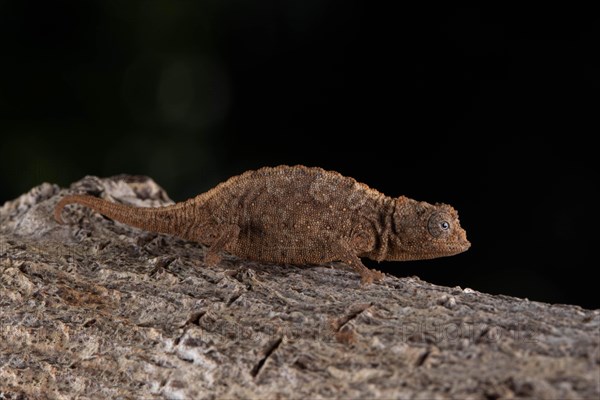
54;165;470;283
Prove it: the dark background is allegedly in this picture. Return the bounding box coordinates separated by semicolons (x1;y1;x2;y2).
1;2;597;308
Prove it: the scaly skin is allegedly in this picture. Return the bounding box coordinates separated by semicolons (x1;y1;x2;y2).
54;165;470;283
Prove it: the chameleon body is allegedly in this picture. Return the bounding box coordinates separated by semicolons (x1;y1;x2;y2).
54;165;470;283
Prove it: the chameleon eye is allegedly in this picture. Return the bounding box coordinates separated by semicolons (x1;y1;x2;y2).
428;212;451;237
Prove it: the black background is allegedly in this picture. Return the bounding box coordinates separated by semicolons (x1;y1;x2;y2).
1;2;597;309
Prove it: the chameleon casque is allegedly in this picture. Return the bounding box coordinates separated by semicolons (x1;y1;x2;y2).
54;165;470;283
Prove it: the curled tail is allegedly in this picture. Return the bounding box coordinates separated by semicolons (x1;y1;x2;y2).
54;194;188;236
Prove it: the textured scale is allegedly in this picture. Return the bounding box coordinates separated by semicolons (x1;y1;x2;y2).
54;165;470;283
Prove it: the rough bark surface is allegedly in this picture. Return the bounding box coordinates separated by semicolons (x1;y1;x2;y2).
1;175;598;399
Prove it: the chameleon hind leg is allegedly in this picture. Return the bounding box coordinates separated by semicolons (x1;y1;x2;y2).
196;224;241;266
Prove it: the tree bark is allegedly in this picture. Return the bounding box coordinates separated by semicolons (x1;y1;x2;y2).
1;176;598;399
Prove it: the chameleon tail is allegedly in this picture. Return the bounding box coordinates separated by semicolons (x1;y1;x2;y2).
54;194;185;236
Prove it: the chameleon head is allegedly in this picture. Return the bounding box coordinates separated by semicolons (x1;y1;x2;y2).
387;196;470;261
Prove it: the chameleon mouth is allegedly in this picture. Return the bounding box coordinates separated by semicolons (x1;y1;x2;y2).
434;240;471;258
459;240;471;252
451;239;471;254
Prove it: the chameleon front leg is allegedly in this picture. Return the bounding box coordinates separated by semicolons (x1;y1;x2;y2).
334;239;384;284
341;252;384;284
202;224;241;266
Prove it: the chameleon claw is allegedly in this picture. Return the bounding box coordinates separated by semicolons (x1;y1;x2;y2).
204;251;222;267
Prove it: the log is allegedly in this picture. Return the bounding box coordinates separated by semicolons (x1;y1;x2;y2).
1;175;598;399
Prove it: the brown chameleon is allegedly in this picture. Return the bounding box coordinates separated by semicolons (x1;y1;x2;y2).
54;165;470;283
